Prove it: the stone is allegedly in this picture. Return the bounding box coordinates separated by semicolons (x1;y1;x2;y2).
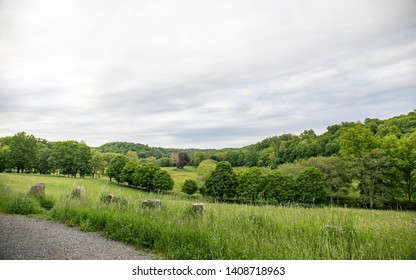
192;203;206;216
142;199;161;209
72;186;85;198
29;183;45;197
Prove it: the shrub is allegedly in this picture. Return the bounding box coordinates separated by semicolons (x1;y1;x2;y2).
9;195;42;215
181;179;199;195
37;195;55;210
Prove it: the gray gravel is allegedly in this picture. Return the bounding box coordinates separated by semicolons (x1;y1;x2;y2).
0;214;154;260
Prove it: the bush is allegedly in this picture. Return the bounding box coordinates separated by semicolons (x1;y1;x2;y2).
9;195;43;215
181;179;199;195
37;195;55;210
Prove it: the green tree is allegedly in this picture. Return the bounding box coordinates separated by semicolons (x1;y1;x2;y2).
51;141;78;177
357;149;390;208
295;167;327;204
76;141;92;177
224;150;245;167
0;144;12;172
181;179;199;195
37;147;51;174
133;162;160;190
303;156;352;204
263;170;296;203
9;132;37;173
120;161;138;186
126;150;139;162
383;133;416;202
152;169;174;192
90;150;106;179
237;167;264;203
205;161;238;200
189;152;207;166
107;155;128;184
157;157;172;167
50;140;92;177
340;124;377;157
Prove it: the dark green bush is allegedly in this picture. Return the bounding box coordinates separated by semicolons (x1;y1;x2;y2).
181;179;199;195
37;195;55;210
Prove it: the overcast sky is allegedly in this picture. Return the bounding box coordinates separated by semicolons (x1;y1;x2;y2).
1;0;416;149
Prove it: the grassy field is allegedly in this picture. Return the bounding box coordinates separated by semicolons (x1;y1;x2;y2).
0;173;415;260
163;166;198;192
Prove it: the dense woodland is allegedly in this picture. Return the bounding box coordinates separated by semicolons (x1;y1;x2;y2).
1;110;415;209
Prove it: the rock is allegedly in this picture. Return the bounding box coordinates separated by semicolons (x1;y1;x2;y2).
28;183;45;197
142;199;161;209
72;186;85;198
192;203;206;216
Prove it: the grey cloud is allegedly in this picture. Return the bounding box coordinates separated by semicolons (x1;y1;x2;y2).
1;0;416;148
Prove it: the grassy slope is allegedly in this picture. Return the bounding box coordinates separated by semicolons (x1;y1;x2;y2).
0;173;415;260
163;166;198;192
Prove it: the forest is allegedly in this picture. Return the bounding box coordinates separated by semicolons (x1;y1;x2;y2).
0;110;415;210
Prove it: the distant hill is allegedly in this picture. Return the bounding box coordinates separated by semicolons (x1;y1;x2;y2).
94;110;416;167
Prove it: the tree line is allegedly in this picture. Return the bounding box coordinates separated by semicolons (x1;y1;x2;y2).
1;110;415;209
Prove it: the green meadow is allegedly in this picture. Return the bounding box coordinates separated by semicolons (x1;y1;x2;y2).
0;173;415;260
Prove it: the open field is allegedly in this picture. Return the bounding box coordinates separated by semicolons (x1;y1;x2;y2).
0;173;415;260
163;166;198;192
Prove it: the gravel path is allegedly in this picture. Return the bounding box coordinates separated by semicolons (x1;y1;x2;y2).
0;214;154;260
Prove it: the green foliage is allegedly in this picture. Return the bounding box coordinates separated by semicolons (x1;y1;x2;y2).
37;147;52;174
296;167;327;204
9;195;43;215
263;170;296;202
152;169;174;191
2;174;416;260
181;179;199;195
357;149;391;208
237;167;264;203
51;140;92;177
120;161;139;186
9;132;37;173
205;161;238;200
339;124;377;157
133;162;160;190
197;159;217;185
90;150;106;179
97;141;168;158
0;144;12;172
106;155;129;184
157;157;172;167
37;195;55;210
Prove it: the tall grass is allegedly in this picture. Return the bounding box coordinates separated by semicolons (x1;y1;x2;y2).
1;173;415;259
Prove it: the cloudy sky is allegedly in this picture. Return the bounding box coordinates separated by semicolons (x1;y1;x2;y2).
1;0;416;148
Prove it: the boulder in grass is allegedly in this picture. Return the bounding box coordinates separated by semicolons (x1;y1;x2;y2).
192;203;206;216
29;183;45;197
142;199;161;209
72;186;85;198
